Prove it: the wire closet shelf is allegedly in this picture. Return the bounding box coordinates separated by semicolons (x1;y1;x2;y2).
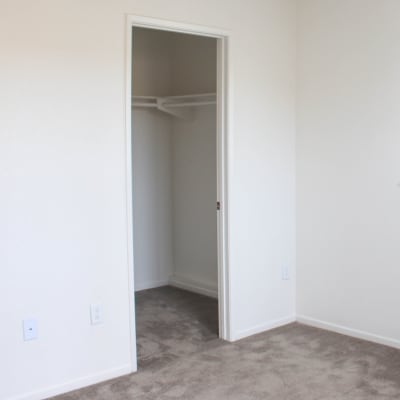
131;93;216;119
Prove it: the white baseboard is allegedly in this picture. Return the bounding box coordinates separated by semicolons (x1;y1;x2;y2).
8;364;132;400
297;315;400;350
169;275;218;299
135;279;169;292
232;315;296;341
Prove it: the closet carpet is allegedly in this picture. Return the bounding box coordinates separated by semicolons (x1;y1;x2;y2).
52;286;400;400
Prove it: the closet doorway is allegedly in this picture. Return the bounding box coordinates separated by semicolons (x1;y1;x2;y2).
125;16;230;371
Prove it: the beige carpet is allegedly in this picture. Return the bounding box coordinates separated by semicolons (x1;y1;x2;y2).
52;286;400;400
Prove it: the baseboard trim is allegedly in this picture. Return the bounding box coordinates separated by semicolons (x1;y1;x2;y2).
8;364;132;400
297;315;400;350
232;315;296;341
169;275;218;299
135;279;169;292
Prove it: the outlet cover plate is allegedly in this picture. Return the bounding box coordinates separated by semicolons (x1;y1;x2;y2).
23;319;38;341
90;304;103;325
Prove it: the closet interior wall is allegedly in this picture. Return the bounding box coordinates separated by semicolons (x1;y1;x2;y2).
132;28;218;296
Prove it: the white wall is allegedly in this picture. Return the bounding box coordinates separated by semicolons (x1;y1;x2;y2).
0;1;296;399
169;32;218;296
171;106;218;295
132;110;173;290
132;28;174;291
170;32;217;95
297;0;400;346
132;28;172;96
228;2;296;339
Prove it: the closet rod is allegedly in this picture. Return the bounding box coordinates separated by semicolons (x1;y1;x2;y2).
166;100;216;108
131;93;216;100
162;92;216;99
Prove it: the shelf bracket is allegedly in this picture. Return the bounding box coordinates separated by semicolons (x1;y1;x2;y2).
156;98;193;120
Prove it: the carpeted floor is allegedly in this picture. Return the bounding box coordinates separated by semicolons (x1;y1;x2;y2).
52;286;400;400
135;286;220;370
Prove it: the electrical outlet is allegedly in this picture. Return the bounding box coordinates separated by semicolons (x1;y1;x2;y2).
282;265;290;281
90;304;103;325
23;319;38;341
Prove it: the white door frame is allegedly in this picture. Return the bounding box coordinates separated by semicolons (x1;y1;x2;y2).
124;15;232;372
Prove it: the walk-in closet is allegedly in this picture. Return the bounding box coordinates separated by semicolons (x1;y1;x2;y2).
131;27;219;366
